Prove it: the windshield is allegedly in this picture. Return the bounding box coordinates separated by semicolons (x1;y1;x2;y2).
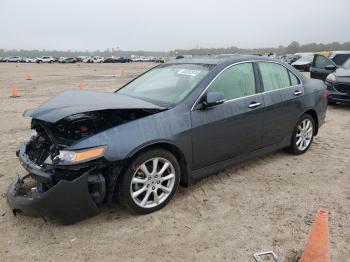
343;58;350;69
118;64;213;107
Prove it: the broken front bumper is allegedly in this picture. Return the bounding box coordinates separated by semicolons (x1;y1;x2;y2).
7;143;99;224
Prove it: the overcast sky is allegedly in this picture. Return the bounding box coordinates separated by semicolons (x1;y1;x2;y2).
1;0;349;51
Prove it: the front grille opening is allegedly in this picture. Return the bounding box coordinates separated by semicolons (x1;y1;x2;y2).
334;84;350;94
26;135;52;166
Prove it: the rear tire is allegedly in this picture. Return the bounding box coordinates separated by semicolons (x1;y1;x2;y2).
288;114;315;155
117;149;180;214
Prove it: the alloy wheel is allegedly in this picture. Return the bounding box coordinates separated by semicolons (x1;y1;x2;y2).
130;157;176;208
296;119;313;151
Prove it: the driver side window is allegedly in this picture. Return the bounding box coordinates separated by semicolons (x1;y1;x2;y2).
208;63;256;100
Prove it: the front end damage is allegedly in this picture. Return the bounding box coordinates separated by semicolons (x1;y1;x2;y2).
7;108;159;224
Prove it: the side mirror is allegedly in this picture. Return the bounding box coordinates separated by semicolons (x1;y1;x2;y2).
202;91;225;108
325;64;337;71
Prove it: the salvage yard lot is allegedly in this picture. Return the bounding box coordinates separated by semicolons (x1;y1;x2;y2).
0;63;349;261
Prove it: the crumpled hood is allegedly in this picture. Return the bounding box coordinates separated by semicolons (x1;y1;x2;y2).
25;89;164;123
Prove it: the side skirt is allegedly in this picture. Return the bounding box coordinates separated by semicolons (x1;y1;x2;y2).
190;137;290;183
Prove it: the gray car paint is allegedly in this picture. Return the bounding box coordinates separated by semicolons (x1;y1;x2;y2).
26;56;327;185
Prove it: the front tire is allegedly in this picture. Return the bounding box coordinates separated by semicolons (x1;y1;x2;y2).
117;149;180;214
288;114;315;155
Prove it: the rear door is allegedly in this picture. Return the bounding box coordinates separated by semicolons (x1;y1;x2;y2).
257;62;304;146
310;54;336;81
191;62;264;170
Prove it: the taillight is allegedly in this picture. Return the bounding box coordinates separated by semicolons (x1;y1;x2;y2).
322;89;329;97
80;126;88;133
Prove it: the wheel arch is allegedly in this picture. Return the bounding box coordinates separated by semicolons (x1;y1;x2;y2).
301;108;319;135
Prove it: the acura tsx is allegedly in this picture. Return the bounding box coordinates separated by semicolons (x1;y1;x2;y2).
7;55;328;224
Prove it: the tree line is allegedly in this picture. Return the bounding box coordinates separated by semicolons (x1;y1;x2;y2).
170;41;350;56
1;41;350;57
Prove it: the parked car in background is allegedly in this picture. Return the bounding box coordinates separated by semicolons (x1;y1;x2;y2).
83;56;104;63
311;56;350;105
310;51;350;81
7;56;21;62
284;54;300;64
132;56;142;62
103;57;116;63
82;56;92;63
37;56;55;63
59;57;77;63
103;56;132;63
6;55;327;224
114;56;132;63
140;56;150;62
76;56;88;62
25;57;38;63
149;56;164;63
291;53;314;72
91;56;104;63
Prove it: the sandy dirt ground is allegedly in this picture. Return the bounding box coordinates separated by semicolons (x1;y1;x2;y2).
0;63;349;262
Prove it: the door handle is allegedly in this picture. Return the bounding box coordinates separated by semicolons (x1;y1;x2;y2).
294;90;303;96
248;102;261;109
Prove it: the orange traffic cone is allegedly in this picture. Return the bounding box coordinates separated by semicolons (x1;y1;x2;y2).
10;85;20;98
26;73;32;80
300;209;330;262
79;81;84;90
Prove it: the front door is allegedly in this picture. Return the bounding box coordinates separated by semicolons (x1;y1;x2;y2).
191;62;264;170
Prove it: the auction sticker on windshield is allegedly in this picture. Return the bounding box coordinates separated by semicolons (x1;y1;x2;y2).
177;69;202;76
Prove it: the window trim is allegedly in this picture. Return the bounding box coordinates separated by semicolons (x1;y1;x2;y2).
191;60;302;111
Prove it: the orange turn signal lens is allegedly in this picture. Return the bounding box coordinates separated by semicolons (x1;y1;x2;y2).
75;147;105;162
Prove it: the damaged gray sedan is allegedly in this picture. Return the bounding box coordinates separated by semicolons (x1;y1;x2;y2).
7;56;327;224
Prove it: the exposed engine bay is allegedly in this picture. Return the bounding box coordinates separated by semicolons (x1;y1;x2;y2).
26;109;159;166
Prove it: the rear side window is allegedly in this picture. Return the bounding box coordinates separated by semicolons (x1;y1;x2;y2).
258;62;291;91
208;63;256;100
314;55;333;69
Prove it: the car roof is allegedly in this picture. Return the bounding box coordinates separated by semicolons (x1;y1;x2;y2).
330;51;350;55
170;54;277;65
294;52;314;56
